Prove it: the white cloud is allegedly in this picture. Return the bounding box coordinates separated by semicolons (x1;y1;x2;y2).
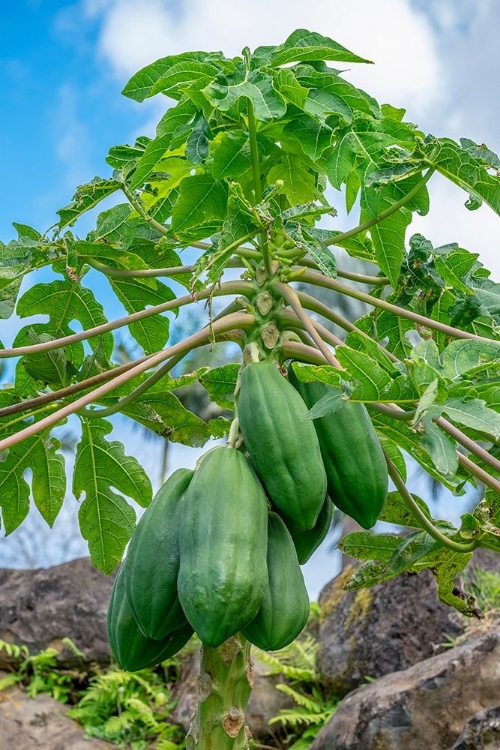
84;0;443;115
84;0;500;277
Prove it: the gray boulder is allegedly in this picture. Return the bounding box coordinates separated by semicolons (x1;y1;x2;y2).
317;567;464;695
452;704;500;749
0;684;112;749
310;626;500;750
0;558;114;667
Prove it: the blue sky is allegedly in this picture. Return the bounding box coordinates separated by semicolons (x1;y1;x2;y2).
1;2;142;239
1;1;498;592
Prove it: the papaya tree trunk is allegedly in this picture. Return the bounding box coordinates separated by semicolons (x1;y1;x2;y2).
186;635;253;749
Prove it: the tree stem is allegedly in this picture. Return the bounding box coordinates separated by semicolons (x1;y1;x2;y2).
279;310;344;348
296;290;398;361
458;453;500;494
323;168;435;248
301;270;499;344
276;283;341;367
385;451;477;552
281;341;327;365
0;313;255;453
78;353;185;419
247;101;270;275
187;636;253;750
0;281;252;359
122;186;171;237
83;258;195;278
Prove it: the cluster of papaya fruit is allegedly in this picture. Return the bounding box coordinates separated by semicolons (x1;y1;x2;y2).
107;359;387;671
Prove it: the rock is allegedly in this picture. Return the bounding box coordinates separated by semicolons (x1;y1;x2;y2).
0;684;111;749
310;626;500;750
468;546;500;574
452;705;500;749
0;558;114;667
317;567;464;695
170;647;293;742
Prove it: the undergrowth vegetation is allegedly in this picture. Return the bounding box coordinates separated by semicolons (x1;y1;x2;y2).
0;610;339;749
1;571;499;748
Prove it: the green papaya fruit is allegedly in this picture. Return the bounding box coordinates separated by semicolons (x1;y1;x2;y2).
237;360;327;530
288;366;388;529
281;495;334;564
107;566;193;672
243;513;310;651
178;446;268;648
124;468;193;639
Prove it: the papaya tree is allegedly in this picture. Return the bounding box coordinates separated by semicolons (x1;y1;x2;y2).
2;29;500;749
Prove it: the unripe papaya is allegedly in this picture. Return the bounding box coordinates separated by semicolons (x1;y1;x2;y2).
124;468;193;639
237;360;327;530
178;446;268;648
281;495;334;564
243;513;310;651
288;366;388;529
107;566;193;672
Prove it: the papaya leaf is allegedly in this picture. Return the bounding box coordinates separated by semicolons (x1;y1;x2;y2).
303;389;344;420
57;178;122;229
290;363;343;388
122;52;224;102
338;531;402;563
273;68;309;109
91;203;133;242
441;398;500;441
267;155;316;206
22;332;70;388
269;29;372;66
459;138;500;169
109;277;176;355
210;131;252;181
129;134;172;190
106;141;146;172
309;228;375;262
369;409;464;491
185;113;211;165
344;531;436;590
283;114;333;162
427;550;477;616
441;339;500;380
170;174;228;242
335;346;391;401
354;308;415;360
0;423;66;532
199;364;239;409
15;280;113;366
149;60;220;100
286;223;337;278
378;491;432;527
156;97;197;140
420;415;458;476
74;419;152;574
421;136;500;215
121;387;230;447
295;66;379;119
378;437;407;482
203;70;287;123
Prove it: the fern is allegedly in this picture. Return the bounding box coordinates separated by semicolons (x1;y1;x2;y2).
67;665;184;747
274;684;320;713
0;638;29;660
0;672;21;691
61;637;85;659
260;613;339;749
257;633;318;681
